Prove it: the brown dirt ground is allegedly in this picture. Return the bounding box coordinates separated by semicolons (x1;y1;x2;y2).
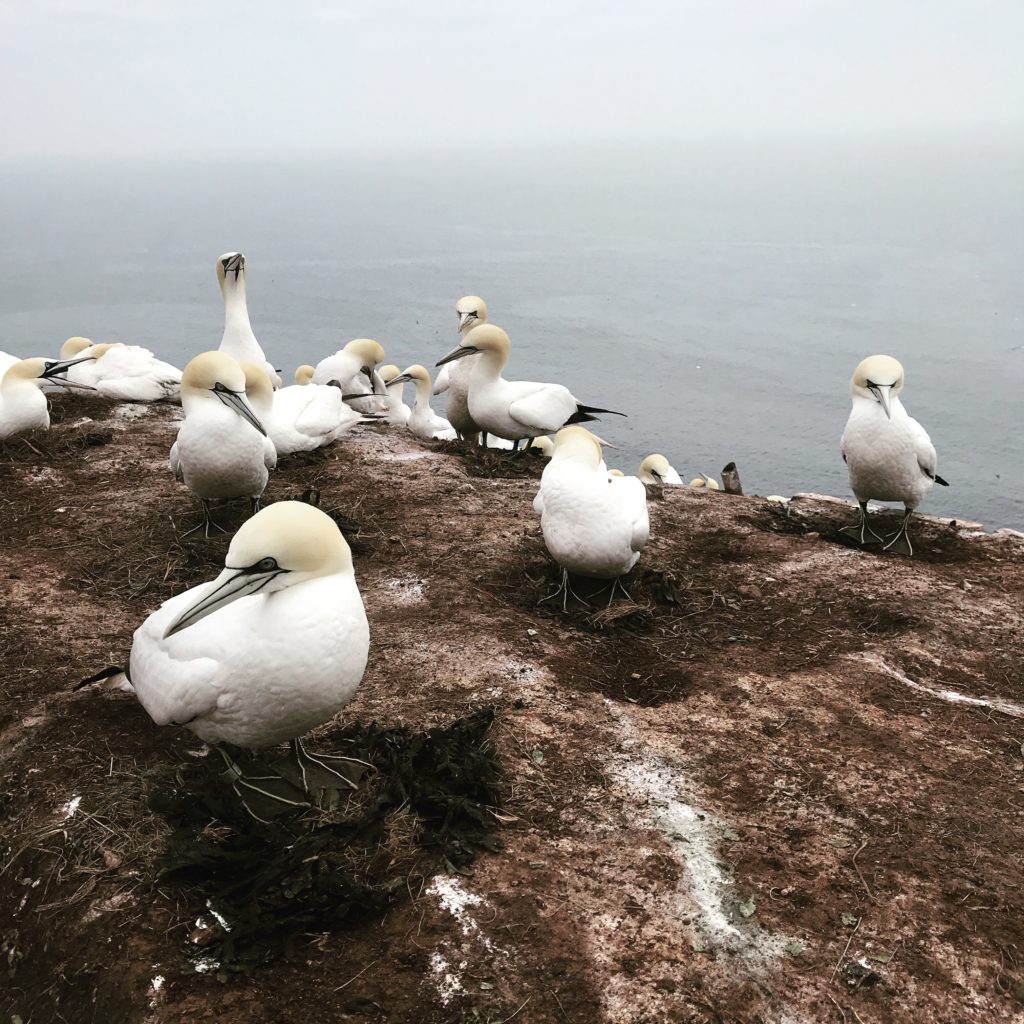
2;394;1023;1024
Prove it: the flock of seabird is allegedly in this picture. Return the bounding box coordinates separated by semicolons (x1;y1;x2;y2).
3;251;948;818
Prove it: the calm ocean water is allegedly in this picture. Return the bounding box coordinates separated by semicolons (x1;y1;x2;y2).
1;142;1021;527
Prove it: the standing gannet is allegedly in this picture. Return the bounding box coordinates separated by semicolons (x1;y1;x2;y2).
217;252;281;389
124;500;370;818
171;352;272;537
386;364;457;440
638;454;683;485
58;338;182;401
440;295;489;441
437;324;624;449
244;361;362;456
378;364;412;425
840;354;948;556
312;339;386;413
534;426;650;609
0;357;94;439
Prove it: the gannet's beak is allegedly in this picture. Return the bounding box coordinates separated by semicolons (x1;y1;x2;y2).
458;311;477;330
387;372;414;387
868;384;893;419
436;345;478;366
651;471;663;482
221;253;244;280
593;435;618;450
164;562;286;638
41;357;96;390
213;386;266;435
370;369;387;395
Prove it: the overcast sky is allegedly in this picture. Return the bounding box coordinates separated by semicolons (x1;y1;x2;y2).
2;0;1021;160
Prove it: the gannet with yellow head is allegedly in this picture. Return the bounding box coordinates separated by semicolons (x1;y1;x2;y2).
58;337;182;401
312;338;387;414
378;364;412;425
840;354;947;555
294;365;316;386
533;426;649;608
638;453;683;486
171;351;273;536
0;357;95;439
437;324;625;450
126;500;370;817
433;295;489;440
386;364;457;440
217;252;281;389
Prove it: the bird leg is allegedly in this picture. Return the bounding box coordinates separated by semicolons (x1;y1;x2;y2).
839;501;885;546
539;567;591;613
182;499;227;539
883;509;915;557
606;576;634;607
249;497;261;517
214;745;309;823
511;438;522;454
291;737;371;792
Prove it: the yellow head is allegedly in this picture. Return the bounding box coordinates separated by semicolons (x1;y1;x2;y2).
239;360;275;418
294;364;316;386
849;355;905;418
59;337;93;359
456;295;489;333
342;338;386;370
551;425;605;467
639;454;672;483
217;252;246;294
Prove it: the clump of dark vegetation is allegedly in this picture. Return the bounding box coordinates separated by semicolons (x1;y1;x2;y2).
434;438;547;479
150;708;504;967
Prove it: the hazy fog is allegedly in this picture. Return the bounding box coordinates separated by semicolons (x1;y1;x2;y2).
3;0;1022;160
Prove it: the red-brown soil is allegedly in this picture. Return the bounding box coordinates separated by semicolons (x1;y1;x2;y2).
2;395;1023;1023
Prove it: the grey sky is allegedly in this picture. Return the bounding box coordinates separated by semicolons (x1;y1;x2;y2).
2;0;1021;159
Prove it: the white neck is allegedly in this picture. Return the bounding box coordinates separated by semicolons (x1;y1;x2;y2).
221;276;257;348
412;377;432;412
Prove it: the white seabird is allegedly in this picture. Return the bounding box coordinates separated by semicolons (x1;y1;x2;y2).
0;357;93;440
171;351;273;537
243;360;361;456
840;354;948;556
378;364;412;425
58;337;182;401
438;295;489;441
386;364;457;440
312;338;386;413
125;500;370;818
533;426;650;608
217;252;281;389
638;453;683;485
436;324;624;449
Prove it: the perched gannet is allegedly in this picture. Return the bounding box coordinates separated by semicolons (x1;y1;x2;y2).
0;357;93;440
440;295;489;440
312;339;386;413
244;360;361;456
217;252;281;389
294;365;316;385
638;453;683;485
534;426;650;608
386;364;457;440
530;435;554;457
171;352;273;536
840;354;948;555
437;324;624;449
378;364;412;425
58;337;182;401
124;501;370;817
689;474;720;490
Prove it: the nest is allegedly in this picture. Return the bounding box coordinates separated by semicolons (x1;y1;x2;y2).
149;708;504;967
432;439;547;479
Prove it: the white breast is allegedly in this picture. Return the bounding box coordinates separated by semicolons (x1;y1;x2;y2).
173;403;270;500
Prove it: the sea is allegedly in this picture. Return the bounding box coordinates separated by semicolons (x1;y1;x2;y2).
0;139;1021;528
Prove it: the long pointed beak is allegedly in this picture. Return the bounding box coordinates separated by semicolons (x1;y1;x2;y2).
370;369;387;395
436;345;479;367
164;565;286;638
458;311;477;330
387;372;414;387
869;384;893;419
41;356;97;390
215;388;266;435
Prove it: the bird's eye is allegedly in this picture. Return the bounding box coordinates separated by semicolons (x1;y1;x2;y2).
213;382;228;392
255;557;278;572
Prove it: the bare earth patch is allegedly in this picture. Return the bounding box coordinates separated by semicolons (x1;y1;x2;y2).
2;394;1023;1023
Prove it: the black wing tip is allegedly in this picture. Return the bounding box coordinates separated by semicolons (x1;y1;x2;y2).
74;665;124;691
935;474;950;487
576;403;627;418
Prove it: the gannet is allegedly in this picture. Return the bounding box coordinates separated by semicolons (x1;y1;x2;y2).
840;354;948;555
58;337;182;401
171;352;273;537
312;339;386;413
440;295;489;440
217;252;281;389
243;360;361;456
378;364;412;425
0;357;93;440
534;426;650;609
638;453;683;485
530;435;554;457
608;468;625;478
689;474;720;490
437;324;625;449
386;364;457;440
294;365;316;385
0;351;21;379
125;500;370;818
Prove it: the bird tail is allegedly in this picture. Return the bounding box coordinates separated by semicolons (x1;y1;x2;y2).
935;474;950;487
74;665;133;693
566;403;628;425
